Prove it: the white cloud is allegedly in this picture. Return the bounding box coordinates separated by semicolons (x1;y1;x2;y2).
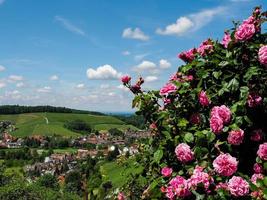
145;76;158;82
122;51;131;56
76;83;85;89
156;6;226;36
100;84;110;89
0;65;6;72
16;82;25;88
8;75;23;82
86;64;122;80
156;17;194;36
134;60;156;71
50;75;59;81
117;84;128;92
134;53;150;61
55;16;85;36
37;86;51;93
0;82;6;88
159;59;171;69
122;27;149;41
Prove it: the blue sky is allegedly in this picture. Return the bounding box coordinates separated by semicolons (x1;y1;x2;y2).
0;0;266;112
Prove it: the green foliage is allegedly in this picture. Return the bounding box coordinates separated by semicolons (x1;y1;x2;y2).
64;119;92;134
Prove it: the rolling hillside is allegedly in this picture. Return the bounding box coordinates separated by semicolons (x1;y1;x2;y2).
0;112;138;137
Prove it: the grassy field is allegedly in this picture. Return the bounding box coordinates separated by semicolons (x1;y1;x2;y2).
100;160;143;188
0;113;138;137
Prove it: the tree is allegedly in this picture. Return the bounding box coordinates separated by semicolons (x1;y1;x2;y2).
65;170;83;194
36;173;59;189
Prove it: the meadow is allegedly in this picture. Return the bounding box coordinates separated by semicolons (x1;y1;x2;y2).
0;112;138;137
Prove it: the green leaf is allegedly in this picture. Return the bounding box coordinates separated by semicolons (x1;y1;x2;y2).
153;149;163;164
178;118;189;128
212;71;222;79
206;131;216;142
240;86;249;99
264;177;267;186
244;67;259;81
227;78;239;92
264;162;267;170
184;132;194;143
219;61;229;67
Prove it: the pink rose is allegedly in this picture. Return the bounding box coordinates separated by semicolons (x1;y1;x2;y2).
228;176;249;197
160;83;177;96
168;176;191;198
211;105;231;124
188;166;213;190
161;167;173;177
175;143;194;163
210;115;224;134
257;143;267;161
250;129;263;142
213;153;238;176
118;192;126;200
221;32;231;48
247;93;262;107
197;39;214;56
251;173;264;184
121;75;131;84
227;129;244;145
199;90;210;106
178;48;196;63
258;45;267;66
235;23;255;41
253;163;263;174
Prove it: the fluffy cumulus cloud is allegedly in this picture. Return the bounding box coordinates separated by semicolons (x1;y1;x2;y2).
0;65;6;72
156;6;226;36
76;83;85;89
8;75;23;82
159;59;171;69
145;76;158;82
37;86;51;93
134;60;156;72
50;75;59;81
86;64;122;80
122;27;149;41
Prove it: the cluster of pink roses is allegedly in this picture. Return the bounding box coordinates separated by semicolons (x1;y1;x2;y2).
210;105;231;134
162;166;213;199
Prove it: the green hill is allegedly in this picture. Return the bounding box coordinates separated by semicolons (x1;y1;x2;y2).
0;112;138;138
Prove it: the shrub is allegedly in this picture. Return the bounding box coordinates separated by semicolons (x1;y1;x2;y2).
120;6;267;199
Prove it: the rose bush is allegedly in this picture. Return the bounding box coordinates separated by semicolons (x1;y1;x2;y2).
119;7;267;199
